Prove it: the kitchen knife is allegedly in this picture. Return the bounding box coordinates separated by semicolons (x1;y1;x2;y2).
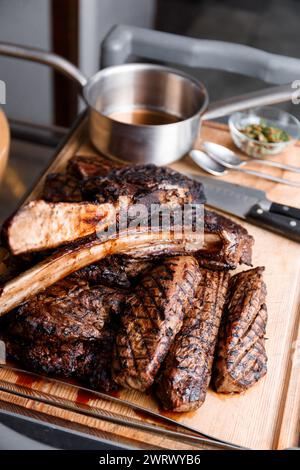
187;174;300;242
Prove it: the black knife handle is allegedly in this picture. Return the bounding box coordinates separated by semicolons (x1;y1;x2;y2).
270;202;300;221
246;204;300;242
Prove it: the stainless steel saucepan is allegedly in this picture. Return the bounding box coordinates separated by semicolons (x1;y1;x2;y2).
0;42;296;165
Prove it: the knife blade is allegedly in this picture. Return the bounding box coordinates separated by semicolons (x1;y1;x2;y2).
187;174;300;242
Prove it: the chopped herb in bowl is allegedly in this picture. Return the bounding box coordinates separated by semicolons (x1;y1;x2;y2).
241;121;291;143
228;107;300;158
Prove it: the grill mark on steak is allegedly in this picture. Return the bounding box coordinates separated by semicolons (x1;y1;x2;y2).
5;278;125;343
42;173;83;202
213;267;267;393
1;278;125;392
156;269;229;412
113;256;201;391
81;164;205;206
3;327;117;392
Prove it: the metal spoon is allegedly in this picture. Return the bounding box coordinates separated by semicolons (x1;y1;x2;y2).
203;141;300;174
190;149;300;187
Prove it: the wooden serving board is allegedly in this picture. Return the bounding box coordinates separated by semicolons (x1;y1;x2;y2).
0;107;9;182
0;115;300;450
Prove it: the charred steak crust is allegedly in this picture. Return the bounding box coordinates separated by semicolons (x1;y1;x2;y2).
3;327;117;392
67;155;121;180
42;173;83;203
113;256;201;392
199;210;254;270
81;164;206;206
73;255;154;289
156;269;229;412
1;278;125;392
213;267;267;393
6;278;125;343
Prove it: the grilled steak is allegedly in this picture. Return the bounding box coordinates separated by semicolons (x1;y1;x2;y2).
6;278;125;343
7;164;205;255
0;246;22;284
5;200;114;255
73;256;153;289
0;225;207;316
199;210;253;270
43;155;120;203
1;278;125;391
67;155;121;180
113;256;201;391
82;164;205;207
156;269;229;411
213;267;267;393
3;330;116;392
43;173;82;203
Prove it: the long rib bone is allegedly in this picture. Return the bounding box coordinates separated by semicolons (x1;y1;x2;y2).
0;227;217;316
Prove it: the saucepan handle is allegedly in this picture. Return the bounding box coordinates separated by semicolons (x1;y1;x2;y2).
0;42;88;91
101;25;300;119
201;84;296;120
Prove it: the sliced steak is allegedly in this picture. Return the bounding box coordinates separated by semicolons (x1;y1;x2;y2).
73;255;153;289
3;328;116;392
113;256;201;391
156;269;229;411
1;278;124;391
213;267;267;393
6;278;125;343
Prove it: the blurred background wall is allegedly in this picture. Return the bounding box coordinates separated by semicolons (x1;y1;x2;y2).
0;0;300;127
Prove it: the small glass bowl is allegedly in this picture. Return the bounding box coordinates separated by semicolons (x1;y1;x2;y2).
228;106;300;158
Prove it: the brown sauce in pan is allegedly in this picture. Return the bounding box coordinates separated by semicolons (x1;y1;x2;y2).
109;108;180;126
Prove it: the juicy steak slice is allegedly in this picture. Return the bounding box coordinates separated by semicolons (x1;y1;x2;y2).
5;278;125;343
113;256;201;391
213;267;267;393
156;269;229;412
5;200;114;255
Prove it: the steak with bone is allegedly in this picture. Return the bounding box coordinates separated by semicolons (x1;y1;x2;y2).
113;256;201;391
5;200;114;255
156;269;229;411
0;225;206;316
213;267;267;393
6;164;206;255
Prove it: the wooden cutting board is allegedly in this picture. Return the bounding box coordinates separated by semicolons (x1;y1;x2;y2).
0;107;9;182
0;115;299;450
